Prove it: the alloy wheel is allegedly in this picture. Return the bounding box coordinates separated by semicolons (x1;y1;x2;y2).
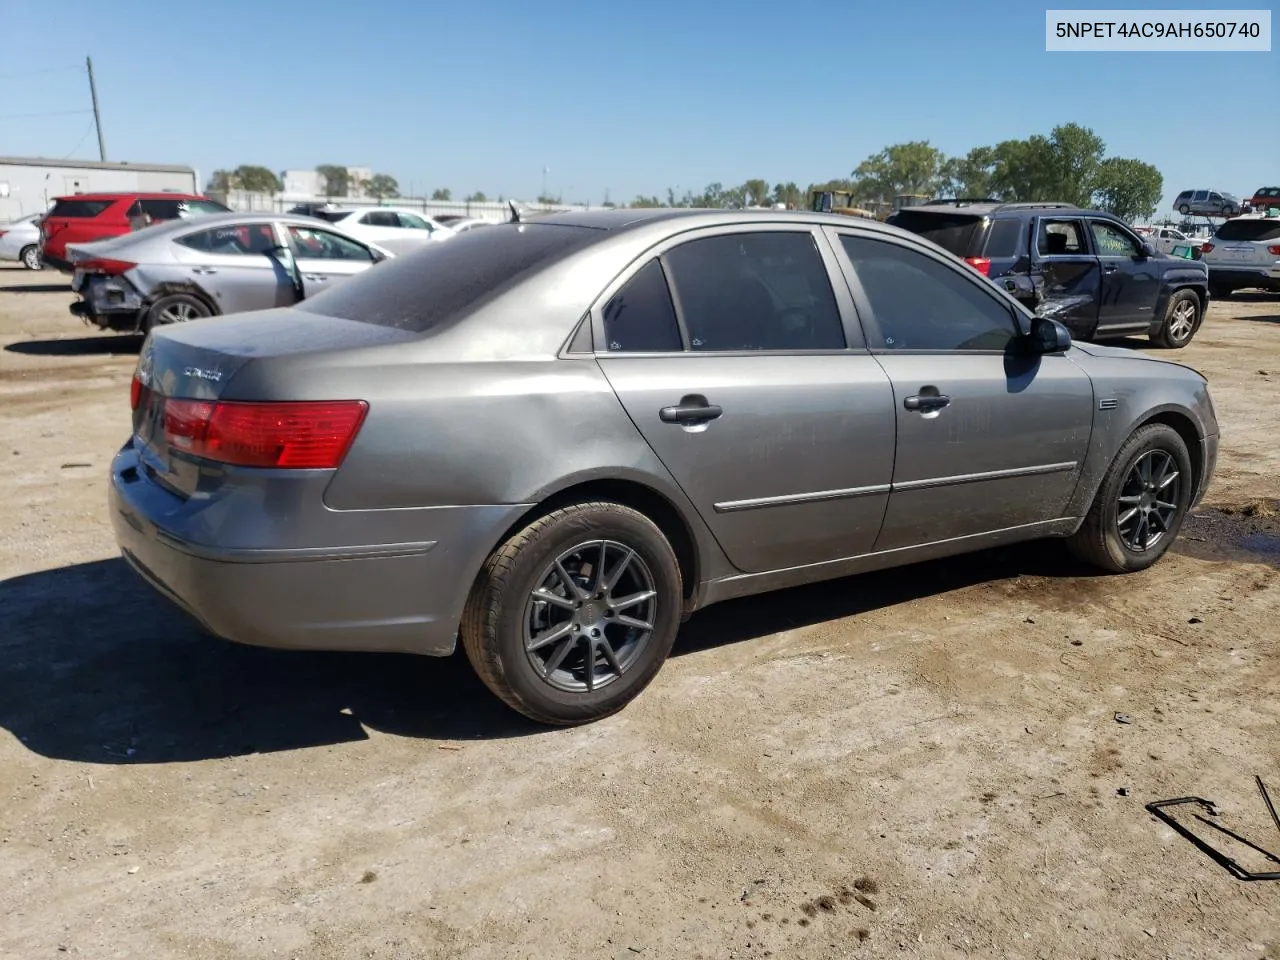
157;301;201;324
1116;450;1181;552
1168;299;1196;342
22;246;42;270
524;539;658;693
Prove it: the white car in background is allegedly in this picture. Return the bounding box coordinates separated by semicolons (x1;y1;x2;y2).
310;206;455;254
1148;226;1206;255
1200;213;1280;298
0;212;47;270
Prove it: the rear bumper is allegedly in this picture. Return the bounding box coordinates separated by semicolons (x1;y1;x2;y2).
1207;265;1280;291
108;442;531;656
72;276;147;331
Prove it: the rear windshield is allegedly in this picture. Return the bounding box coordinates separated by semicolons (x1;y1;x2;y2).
49;198;113;218
1215;219;1280;242
298;223;599;332
889;211;983;256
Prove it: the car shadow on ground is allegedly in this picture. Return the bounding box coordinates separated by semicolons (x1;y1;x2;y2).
0;544;1102;764
0;284;71;294
5;335;144;357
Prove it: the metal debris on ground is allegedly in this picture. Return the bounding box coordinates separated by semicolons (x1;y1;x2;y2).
1145;777;1280;881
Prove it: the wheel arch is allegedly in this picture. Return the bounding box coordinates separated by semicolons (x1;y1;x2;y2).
145;282;221;319
489;477;701;604
1135;409;1203;497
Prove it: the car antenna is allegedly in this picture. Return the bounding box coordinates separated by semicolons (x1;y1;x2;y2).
508;199;525;223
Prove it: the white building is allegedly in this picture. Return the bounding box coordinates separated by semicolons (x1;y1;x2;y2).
281;166;373;200
0;155;199;221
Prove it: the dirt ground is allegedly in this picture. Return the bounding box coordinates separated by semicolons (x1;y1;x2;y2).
0;262;1277;960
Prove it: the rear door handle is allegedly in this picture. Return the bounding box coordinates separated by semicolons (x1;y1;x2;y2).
903;394;950;412
659;397;723;425
304;274;329;281
192;267;217;275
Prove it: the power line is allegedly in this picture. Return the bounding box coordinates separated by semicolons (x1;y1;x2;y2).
0;108;93;120
59;118;98;160
0;64;85;80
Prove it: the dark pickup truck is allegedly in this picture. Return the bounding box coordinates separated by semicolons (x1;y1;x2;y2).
887;201;1210;348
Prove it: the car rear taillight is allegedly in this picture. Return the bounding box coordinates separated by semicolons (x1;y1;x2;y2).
161;399;368;469
130;374;144;410
77;257;136;276
1268;245;1280;256
1200;243;1214;254
964;256;991;276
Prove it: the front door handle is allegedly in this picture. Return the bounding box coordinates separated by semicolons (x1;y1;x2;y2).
659;396;723;425
192;267;217;275
304;274;329;282
903;394;950;412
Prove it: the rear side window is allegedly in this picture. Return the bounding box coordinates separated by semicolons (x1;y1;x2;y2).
49;198;112;218
297;223;599;333
602;260;683;352
360;210;400;227
663;232;846;351
1215;219;1280;242
139;198;228;220
888;211;983;256
176;223;278;255
982;218;1023;258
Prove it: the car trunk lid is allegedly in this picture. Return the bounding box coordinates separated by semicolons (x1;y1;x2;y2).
130;308;418;497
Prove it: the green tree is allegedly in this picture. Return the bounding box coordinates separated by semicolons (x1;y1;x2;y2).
316;164;350;197
206;170;233;192
360;174;398;199
851;141;947;203
940;147;998;199
233;165;281;193
1046;123;1106;207
990;136;1055;201
1093;157;1163;222
772;181;803;208
465;191;488;203
430;187;451;201
743;179;770;206
630;195;663;208
989;124;1105;205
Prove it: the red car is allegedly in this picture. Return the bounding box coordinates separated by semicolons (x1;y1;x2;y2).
1247;186;1280;213
39;192;229;271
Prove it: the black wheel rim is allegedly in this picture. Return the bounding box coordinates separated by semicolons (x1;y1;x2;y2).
524;539;657;693
1116;450;1181;552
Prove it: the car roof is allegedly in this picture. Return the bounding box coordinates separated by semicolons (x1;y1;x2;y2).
52;192;211;201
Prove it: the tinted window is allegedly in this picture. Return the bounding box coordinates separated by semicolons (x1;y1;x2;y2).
663;232;845;352
360;210;400;227
888;211;983;256
396;211;432;229
139;198;228;220
287;225;374;261
1037;219;1086;255
1215;219;1280;242
983;218;1023;258
601;259;682;353
176;223;277;255
49;198;112;218
298;223;598;333
841;235;1017;351
1090;220;1140;256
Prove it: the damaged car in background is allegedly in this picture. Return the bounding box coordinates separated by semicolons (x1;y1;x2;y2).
66;212;393;334
887;201;1210;348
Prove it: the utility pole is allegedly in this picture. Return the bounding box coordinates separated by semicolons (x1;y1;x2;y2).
86;56;106;161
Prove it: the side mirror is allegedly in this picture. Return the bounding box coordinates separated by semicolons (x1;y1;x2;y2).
265;244;304;302
1028;315;1072;354
1140;241;1157;258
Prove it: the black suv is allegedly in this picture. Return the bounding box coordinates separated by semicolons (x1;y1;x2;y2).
887;201;1210;348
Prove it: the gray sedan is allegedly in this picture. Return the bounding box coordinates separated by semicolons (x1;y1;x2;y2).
110;209;1219;725
66;212;392;334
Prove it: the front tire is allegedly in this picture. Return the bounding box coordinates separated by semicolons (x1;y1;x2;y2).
20;245;42;270
461;501;683;725
1152;290;1200;348
1178;204;1190;215
1066;423;1194;573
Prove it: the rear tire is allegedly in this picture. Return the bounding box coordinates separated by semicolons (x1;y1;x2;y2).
1066;423;1193;574
1178;204;1190;215
461;501;683;726
144;293;211;331
1151;290;1200;348
20;245;42;270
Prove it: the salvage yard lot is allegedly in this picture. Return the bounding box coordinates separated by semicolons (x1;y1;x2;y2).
0;264;1276;960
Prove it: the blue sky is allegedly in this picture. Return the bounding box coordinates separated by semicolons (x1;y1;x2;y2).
2;0;1276;214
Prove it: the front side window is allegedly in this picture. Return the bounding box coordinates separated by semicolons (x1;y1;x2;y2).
396;211;432;230
1089;220;1140;257
287;225;374;261
1037;219;1086;256
601;259;683;353
662;232;846;352
841;234;1017;352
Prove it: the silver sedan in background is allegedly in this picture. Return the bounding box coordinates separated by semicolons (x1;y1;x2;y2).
110;208;1218;725
66;212;393;333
